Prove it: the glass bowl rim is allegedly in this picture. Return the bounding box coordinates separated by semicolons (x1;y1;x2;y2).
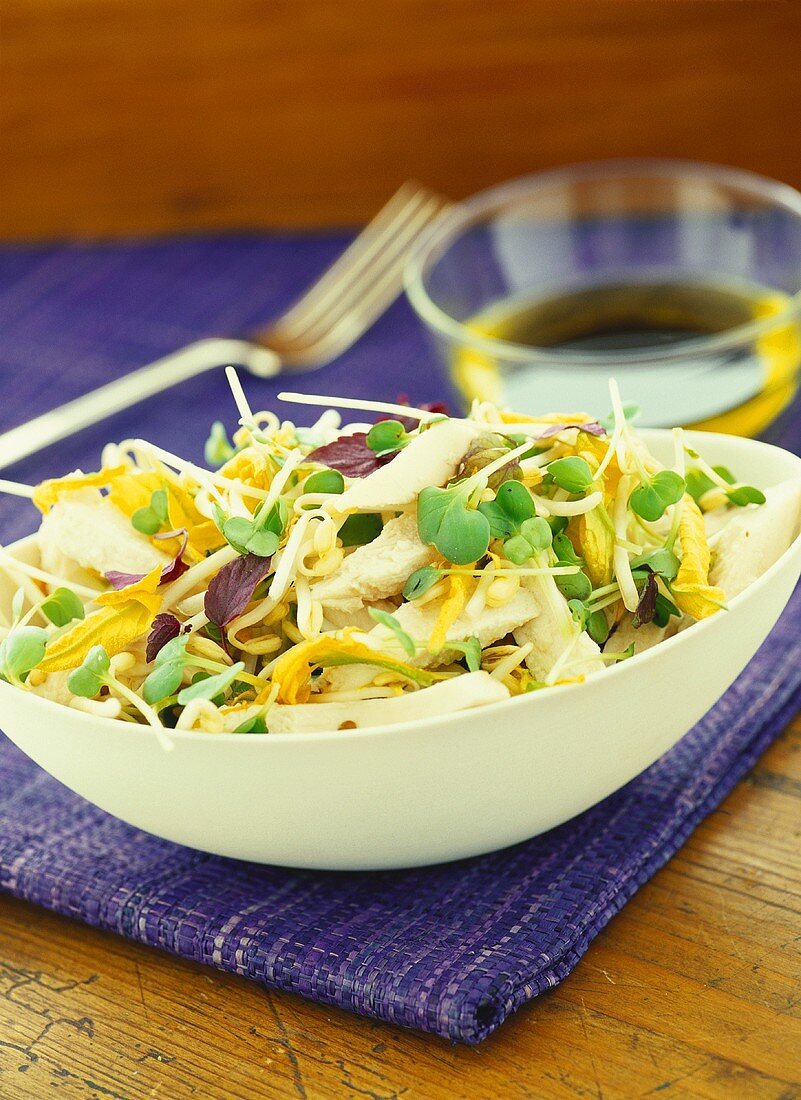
403;158;801;367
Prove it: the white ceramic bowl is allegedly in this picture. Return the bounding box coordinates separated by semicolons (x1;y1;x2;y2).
2;429;800;871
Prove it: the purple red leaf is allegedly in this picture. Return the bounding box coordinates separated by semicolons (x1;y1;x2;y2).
308;433;393;479
204;552;272;627
105;529;189;590
377;396;451;432
632;570;657;628
535;421;606;441
146;613;184;663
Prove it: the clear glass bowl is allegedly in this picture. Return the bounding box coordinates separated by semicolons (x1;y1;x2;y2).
404;160;801;437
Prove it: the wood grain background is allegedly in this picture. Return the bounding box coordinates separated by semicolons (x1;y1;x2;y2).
3;1;801;239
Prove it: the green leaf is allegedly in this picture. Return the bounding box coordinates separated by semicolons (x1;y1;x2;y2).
177;662;245;705
553;532;582;567
631;548;680;581
654;592;681;628
444;636;482;672
685;468;716;505
587;608;610;645
555;570;592;602
519;517;552;554
154;634;190;667
132;506;161;536
222;516;254;553
629;470;686;522
67;646;110;698
549;456;594;494
547;515;568;537
727;485;766;507
366;420;409;457
567;599;588;629
304;469;345;495
338;513;383;547
42;587;85;628
602;403;640;432
403;566;441;601
494;480;536;524
143;660;185;705
255;498;288;538
503;534;534;566
368;608;416;657
417;485;490;565
0;626;48;683
245;529;280;558
477;499;514;538
234;715;267;734
204;421;237;467
151;489;169;524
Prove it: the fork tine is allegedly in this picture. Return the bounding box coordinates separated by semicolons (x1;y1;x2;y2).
279;197;451;367
266;182;430;333
273;192;449;352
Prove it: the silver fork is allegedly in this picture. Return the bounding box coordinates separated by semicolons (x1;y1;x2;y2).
0;182;450;470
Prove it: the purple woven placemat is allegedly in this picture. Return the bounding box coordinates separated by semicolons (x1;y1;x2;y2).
0;235;800;1044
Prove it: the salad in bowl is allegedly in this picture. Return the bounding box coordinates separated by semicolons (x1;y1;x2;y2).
1;372;799;745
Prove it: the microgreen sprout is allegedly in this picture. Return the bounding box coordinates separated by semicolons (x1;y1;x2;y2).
338;513;383;547
629;470;686;523
417;441;533;564
478;480;552;564
418;483;492;565
0;626;48;686
216;497;286;558
366;419;411;458
403;566;442;601
304;469;345;495
442;636;482;672
204;421;237;467
41;587;85;628
547;456;594;495
132;488;169;536
68;645;164;730
234;715;268;734
177;663;246;706
142;634;250;706
554;569;592;602
368;607;416;657
685;456;765;510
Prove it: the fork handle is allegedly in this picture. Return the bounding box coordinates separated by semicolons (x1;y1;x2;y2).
0;338;281;471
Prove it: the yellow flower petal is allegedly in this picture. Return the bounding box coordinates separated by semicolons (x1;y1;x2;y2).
38;602;154;673
272;633;441;705
672;497;726;620
429;574;471;653
95;565;163;615
497;411;594;426
33;465;128;513
109;471;221;561
577;507;614;588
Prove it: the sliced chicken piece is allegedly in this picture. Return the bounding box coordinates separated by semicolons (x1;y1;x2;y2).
39;489;170;579
322;600;397;633
335;419;480;512
269;672;509;733
709;479;801;599
326;585;540;693
312;513;435;609
514;575;604;681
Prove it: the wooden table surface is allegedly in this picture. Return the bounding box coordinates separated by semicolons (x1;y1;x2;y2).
0;719;799;1100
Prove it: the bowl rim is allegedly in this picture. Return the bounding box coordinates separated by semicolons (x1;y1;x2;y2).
404;157;801;367
4;429;801;749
